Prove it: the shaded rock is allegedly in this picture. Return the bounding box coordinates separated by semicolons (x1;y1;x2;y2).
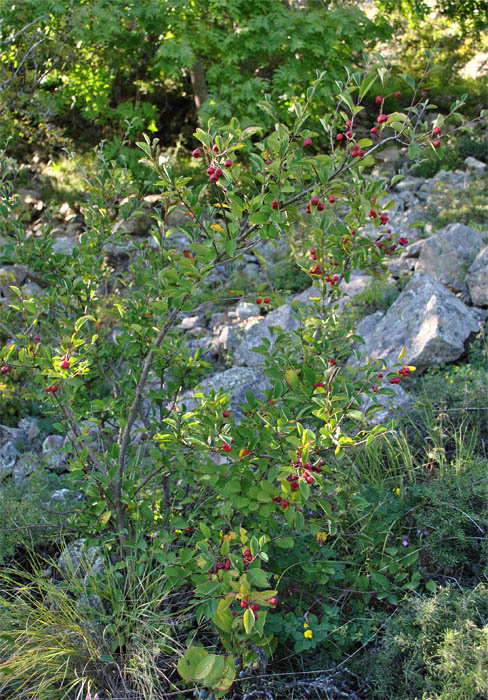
180;367;271;416
113;213;153;236
464;156;487;171
354;271;484;369
416;223;483;295
393;176;425;192
57;539;104;583
363;385;415;425
355;311;385;343
0;441;19;478
293;286;321;306
234;301;260;320
12;453;39;484
234;303;300;367
52;236;80;255
42;434;67;472
0;264;29;296
466;246;488;307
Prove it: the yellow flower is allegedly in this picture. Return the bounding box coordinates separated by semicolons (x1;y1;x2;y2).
450;379;453;384
304;629;313;639
394;488;400;496
303;622;309;629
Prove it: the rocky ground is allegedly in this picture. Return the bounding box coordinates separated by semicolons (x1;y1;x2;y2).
1;155;487;529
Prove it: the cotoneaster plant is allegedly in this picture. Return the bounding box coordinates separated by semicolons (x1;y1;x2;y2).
0;56;477;697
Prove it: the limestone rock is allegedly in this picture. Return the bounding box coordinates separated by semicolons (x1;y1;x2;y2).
464;156;487;172
12;453;39;483
355;271;483;369
466;246;488;307
42;434;67;472
0;441;19;478
57;539;104;583
234;304;300;367
416;223;483;295
180;367;271;416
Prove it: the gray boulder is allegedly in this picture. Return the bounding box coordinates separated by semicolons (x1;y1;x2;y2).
180;366;270;415
466;246;488;307
0;441;19;478
355;271;484;369
57;538;104;583
42;434;67;472
416;223;483;296
12;453;39;484
234;303;300;366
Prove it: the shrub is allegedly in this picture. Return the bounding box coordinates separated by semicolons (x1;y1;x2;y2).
0;59;475;697
363;583;488;700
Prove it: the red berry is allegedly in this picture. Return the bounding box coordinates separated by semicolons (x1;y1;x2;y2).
281;500;290;508
398;237;408;246
256;298;262;304
244;549;251;558
345;120;352;127
270;597;278;606
305;203;311;214
433;139;441;147
266;159;272;165
375;96;383;104
212;144;219;152
369;208;377;218
52;385;58;392
376;241;383;248
378;373;383;378
215;167;223;176
303;137;313;147
328;358;337;365
311;195;319;206
371;126;378;134
329;195;336;203
222;410;230;418
60;359;70;369
264;297;270;304
1;365;10;373
309;248;317;255
224;158;232;167
394;91;401;97
34;335;40;342
390;377;401;384
207;166;215;175
372;386;379;392
250;603;260;611
345;130;353;139
209;173;218;183
433;127;442;135
336;133;344;141
222;443;232;452
192;148;201;158
377;114;388;124
313;382;325;390
241;600;249;608
271;199;279;210
317;202;325;211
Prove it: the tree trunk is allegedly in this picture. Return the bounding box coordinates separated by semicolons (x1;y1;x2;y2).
189;56;208;111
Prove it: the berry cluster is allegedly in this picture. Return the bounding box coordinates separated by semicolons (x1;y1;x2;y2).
45;385;59;393
208;558;231;574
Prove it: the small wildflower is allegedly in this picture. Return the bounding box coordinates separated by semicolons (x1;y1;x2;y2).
402;539;409;547
304;629;313;639
303;622;309;629
394;488;400;496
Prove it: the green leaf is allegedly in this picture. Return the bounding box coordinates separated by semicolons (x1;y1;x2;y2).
243;608;255;634
177;647;208;682
195;654;225;683
359;73;378;100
